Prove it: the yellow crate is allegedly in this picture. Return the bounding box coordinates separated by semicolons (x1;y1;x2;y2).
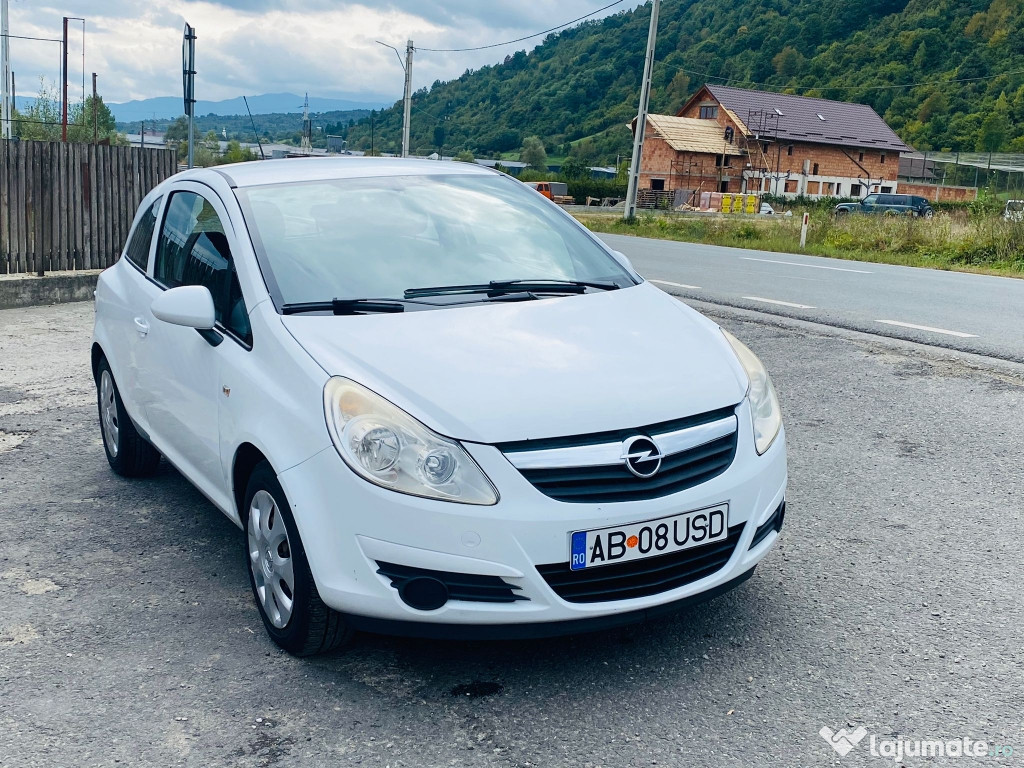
721;193;733;213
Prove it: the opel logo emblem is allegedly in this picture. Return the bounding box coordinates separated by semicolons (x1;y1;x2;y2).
621;435;662;478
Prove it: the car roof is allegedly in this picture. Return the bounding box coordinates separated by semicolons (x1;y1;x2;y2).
177;156;498;189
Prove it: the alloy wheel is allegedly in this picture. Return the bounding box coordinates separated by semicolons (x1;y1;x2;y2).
99;370;119;457
248;489;295;628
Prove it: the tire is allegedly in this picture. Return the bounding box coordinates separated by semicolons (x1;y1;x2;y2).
96;357;161;477
243;461;352;656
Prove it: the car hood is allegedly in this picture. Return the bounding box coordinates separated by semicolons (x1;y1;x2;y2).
282;282;748;444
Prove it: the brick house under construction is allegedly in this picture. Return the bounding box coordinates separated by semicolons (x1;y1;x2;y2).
635;84;912;205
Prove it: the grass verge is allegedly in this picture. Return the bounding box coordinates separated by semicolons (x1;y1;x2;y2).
575;212;1024;278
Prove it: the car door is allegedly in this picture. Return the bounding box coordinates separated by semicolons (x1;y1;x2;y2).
861;194;879;212
109;195;164;432
139;183;253;505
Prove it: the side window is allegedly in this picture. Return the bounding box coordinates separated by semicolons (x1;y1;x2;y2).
863;195;878;205
125;197;161;271
154;191;252;345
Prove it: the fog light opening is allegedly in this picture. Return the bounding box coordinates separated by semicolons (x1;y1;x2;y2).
398;577;449;611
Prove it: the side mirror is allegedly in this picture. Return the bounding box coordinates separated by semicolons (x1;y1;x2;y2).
611;249;635;273
151;285;216;330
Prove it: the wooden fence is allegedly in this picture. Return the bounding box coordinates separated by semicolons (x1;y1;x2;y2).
0;140;177;275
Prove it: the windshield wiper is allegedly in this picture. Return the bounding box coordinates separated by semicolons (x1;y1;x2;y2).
404;279;620;299
282;298;406;315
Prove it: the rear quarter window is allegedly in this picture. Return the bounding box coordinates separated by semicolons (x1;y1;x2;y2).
124;197;161;271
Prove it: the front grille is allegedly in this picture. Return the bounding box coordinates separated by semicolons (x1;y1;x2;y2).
536;524;743;603
375;561;528;603
518;435;737;503
500;405;740;504
749;501;785;549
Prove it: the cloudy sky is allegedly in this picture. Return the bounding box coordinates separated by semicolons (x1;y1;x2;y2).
7;0;645;106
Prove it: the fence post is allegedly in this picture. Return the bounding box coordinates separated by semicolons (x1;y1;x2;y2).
800;212;809;249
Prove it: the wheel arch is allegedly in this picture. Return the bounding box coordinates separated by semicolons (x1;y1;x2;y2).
91;342;106;382
233;442;273;522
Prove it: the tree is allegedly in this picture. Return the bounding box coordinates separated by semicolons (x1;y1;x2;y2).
977;92;1010;152
455;150;476;163
663;71;691;109
569;138;598;164
917;91;948;124
772;46;804;77
519;135;548;171
560;155;589;179
223;140;256;164
13;80;62;141
67;94;120;143
433;124;446;151
13;79;124;144
164;116;199;160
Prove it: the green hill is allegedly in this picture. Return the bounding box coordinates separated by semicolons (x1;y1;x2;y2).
343;0;1024;163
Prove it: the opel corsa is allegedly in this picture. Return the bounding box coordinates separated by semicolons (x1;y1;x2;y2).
92;158;787;655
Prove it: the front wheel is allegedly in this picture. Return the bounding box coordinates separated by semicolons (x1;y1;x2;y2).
244;462;352;655
96;357;161;477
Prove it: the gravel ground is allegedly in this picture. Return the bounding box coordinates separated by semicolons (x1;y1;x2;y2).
1;300;1022;768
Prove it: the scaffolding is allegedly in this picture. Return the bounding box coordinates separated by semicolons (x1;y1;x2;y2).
669;155;717;206
740;110;784;194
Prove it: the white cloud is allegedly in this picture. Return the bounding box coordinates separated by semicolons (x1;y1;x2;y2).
6;0;643;104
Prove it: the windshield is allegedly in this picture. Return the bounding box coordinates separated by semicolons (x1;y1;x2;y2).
236;172;635;306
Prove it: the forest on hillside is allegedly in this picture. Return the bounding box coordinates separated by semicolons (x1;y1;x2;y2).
341;0;1024;164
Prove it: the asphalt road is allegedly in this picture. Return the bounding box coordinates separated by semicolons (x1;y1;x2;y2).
2;300;1023;767
599;234;1024;363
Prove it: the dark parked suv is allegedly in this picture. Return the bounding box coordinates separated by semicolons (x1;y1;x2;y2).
835;193;934;218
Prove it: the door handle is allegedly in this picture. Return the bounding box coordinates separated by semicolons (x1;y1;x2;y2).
133;317;150;337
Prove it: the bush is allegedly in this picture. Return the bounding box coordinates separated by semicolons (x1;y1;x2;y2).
565;178;627;204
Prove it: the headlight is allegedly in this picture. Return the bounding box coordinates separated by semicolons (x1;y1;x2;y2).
722;330;782;455
323;377;498;505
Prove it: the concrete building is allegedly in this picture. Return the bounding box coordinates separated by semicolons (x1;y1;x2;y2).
636;84;912;204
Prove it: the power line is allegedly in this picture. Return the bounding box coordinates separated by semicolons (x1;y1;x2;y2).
417;0;628;52
0;33;61;42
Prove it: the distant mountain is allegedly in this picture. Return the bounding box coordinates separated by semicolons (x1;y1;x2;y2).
105;92;392;123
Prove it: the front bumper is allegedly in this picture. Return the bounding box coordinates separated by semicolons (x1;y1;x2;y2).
277;413;786;632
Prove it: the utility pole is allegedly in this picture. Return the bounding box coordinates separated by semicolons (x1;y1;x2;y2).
624;0;660;220
1;0;10;140
182;23;196;168
91;72;97;143
61;16;69;141
300;92;311;154
376;40;413;158
402;40;413;157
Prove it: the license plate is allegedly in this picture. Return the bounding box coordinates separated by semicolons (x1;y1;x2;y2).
569;504;729;571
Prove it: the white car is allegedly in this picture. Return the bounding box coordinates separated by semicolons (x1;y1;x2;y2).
92;158;786;655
